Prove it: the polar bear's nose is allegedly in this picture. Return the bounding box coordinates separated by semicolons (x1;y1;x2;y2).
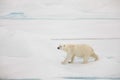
57;47;60;49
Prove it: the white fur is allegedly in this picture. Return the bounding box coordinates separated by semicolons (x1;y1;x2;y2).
58;44;98;64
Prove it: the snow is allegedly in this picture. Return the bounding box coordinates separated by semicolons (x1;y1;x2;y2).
0;0;120;79
0;0;120;18
0;20;120;80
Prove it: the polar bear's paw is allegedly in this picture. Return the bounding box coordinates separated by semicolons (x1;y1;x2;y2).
61;61;66;64
68;61;73;64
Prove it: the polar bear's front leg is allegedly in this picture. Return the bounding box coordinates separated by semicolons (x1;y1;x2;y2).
62;54;73;64
68;55;75;63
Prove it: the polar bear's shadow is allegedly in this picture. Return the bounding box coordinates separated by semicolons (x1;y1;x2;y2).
69;57;96;64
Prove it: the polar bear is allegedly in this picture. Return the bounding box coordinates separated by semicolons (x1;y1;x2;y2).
57;44;98;64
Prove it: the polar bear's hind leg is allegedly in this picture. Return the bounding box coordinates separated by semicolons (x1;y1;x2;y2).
83;56;89;64
91;53;99;61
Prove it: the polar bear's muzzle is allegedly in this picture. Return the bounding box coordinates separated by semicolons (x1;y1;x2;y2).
57;47;60;49
57;45;62;50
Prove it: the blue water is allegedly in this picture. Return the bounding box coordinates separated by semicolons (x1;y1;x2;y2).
62;77;120;80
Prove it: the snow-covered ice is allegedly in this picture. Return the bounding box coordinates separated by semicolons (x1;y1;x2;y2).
0;0;120;79
0;20;120;80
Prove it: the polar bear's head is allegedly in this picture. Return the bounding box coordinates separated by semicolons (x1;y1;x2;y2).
57;44;66;51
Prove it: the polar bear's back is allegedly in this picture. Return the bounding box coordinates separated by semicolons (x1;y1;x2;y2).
67;44;94;56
